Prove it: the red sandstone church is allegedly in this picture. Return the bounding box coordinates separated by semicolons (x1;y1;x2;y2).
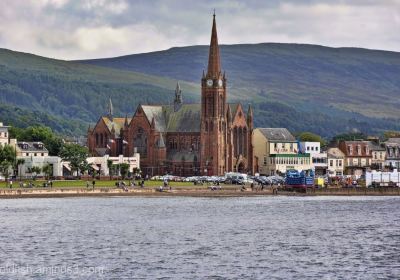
88;15;254;176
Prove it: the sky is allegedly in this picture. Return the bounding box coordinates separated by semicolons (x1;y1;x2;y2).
0;0;399;60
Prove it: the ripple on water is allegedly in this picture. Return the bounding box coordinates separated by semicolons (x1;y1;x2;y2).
0;196;399;279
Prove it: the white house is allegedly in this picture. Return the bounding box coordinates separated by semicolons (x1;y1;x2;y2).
87;154;140;176
17;156;64;178
299;142;327;175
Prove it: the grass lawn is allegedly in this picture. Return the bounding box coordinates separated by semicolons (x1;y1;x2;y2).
0;179;200;189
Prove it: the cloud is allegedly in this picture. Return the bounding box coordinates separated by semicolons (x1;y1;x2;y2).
0;0;399;60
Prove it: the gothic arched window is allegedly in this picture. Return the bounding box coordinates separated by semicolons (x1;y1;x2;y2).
134;127;147;157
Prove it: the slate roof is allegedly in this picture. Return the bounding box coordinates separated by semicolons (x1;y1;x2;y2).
141;104;201;133
327;147;345;159
102;117;131;137
386;138;400;145
258;128;296;142
368;142;386;151
17;142;48;152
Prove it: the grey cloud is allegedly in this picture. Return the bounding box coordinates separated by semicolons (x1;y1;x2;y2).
0;0;399;59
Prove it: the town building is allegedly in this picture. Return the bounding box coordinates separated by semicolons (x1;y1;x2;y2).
0;122;10;146
17;155;64;178
253;128;312;175
16;142;49;157
384;138;400;170
299;142;327;175
87;14;254;177
87;154;140;177
338;140;372;175
327;147;345;177
369;141;386;170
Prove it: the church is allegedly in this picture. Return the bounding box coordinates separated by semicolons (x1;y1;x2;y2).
87;14;254;177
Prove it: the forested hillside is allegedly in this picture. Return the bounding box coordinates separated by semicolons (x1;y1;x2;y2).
1;44;400;137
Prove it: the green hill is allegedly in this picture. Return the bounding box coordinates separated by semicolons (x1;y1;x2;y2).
81;44;400;119
0;48;198;135
1;44;400;138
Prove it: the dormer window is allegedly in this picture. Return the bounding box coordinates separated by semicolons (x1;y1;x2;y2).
348;145;353;155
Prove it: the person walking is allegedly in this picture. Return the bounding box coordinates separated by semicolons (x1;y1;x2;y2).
92;180;95;190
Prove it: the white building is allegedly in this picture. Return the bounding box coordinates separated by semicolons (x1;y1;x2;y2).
17;156;64;178
0;122;10;146
327;148;345;177
299;142;327;175
87;154;140;176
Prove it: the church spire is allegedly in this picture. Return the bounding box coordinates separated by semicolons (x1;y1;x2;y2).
107;97;113;121
174;81;183;111
207;12;221;78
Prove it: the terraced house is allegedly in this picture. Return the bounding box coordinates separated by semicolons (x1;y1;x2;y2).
88;15;254;176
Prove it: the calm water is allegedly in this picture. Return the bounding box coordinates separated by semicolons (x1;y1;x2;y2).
0;196;399;279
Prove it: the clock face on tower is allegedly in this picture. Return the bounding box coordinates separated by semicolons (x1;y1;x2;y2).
206;79;213;87
218;79;223;87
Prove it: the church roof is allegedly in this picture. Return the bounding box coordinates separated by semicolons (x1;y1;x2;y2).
141;105;165;131
141;104;201;133
102;117;131;137
164;104;201;132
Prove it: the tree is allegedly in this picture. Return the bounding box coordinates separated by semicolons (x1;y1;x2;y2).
0;144;16;164
16;158;25;181
42;164;53;180
0;145;16;182
9;125;63;156
59;144;88;178
29;166;42;180
0;161;12;185
332;132;367;142
383;131;400;140
297;132;326;146
119;163;130;179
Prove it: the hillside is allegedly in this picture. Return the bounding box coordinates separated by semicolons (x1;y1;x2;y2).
81;44;400;119
0;48;198;135
0;44;400;138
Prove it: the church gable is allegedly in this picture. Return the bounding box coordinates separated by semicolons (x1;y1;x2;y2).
231;103;248;127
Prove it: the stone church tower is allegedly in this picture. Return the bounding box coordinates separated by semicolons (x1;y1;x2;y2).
88;13;254;177
200;13;227;176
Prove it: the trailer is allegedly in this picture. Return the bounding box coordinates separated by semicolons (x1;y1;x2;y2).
366;169;400;187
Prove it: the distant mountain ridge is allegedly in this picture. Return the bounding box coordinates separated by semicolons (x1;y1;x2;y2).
0;43;400;137
79;43;400;119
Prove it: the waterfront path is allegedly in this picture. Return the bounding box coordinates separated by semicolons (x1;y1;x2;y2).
0;185;399;198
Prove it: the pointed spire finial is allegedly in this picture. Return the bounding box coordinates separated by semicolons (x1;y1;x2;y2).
124;114;129;127
158;131;166;149
174;81;183;111
207;11;221;78
108;97;113;121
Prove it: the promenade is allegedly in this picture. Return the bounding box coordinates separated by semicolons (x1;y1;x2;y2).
1;185;399;198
